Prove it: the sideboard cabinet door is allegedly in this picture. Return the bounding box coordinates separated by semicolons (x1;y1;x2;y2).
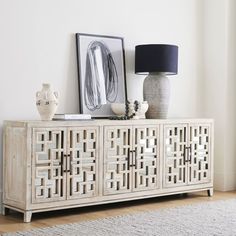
67;127;99;199
188;124;212;185
32;128;67;203
163;124;188;188
104;126;132;195
133;126;159;191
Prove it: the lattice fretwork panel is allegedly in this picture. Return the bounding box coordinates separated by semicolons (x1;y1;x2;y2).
188;124;211;184
133;126;159;191
104;126;131;195
32;128;67;203
67;128;98;199
164;125;188;187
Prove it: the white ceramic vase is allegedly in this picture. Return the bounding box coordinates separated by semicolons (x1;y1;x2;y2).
36;83;58;121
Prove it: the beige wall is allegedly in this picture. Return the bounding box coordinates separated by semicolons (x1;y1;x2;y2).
224;0;236;191
202;0;236;191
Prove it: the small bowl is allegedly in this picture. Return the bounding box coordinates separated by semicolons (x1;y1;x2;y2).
111;103;126;116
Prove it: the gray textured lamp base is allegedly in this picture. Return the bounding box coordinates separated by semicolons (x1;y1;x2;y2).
143;73;170;119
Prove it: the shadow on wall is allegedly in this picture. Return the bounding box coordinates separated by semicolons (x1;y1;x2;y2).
125;49;144;102
61;34;79;114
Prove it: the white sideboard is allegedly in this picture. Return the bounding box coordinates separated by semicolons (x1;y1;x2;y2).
2;119;214;222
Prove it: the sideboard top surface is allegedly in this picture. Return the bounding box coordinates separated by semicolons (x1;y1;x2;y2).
4;118;214;128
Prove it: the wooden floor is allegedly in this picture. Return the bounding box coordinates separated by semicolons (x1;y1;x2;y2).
0;190;235;234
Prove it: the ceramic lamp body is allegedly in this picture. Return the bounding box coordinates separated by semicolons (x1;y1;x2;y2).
143;73;170;119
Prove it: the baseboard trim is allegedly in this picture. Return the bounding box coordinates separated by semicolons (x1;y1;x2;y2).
224;172;236;191
214;172;236;191
214;172;225;191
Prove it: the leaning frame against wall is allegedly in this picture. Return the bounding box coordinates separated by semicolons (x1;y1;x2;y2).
76;33;127;118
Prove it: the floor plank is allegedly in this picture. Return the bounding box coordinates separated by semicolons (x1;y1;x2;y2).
0;191;235;233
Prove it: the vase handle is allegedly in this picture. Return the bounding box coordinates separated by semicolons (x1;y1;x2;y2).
54;92;58;98
36;92;40;98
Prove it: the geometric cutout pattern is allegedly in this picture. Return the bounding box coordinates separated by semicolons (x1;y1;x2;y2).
67;128;98;199
133;126;159;191
188;124;211;184
164;125;188;187
104;126;132;195
32;128;67;203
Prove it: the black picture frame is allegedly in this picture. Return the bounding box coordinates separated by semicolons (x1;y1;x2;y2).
76;33;127;118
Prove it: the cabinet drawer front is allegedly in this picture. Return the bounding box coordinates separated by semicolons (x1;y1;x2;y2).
103;126;132;195
67;127;99;199
163;124;188;188
188;124;212;185
32;128;67;203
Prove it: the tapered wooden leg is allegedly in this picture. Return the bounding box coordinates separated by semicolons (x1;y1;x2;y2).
2;206;10;216
24;211;32;223
207;188;213;197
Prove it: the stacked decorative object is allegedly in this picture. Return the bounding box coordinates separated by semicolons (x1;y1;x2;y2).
111;101;149;119
135;44;178;119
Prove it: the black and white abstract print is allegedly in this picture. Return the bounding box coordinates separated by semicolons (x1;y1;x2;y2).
76;33;127;117
84;40;118;111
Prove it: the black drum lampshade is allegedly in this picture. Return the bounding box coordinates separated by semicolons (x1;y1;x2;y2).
135;44;178;75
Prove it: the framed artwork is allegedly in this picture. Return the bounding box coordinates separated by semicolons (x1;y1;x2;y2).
76;33;127;117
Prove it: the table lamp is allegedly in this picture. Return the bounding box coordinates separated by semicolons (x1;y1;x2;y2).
135;44;178;119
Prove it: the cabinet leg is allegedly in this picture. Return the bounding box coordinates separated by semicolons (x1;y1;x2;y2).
2;206;10;216
207;188;213;197
24;211;32;223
